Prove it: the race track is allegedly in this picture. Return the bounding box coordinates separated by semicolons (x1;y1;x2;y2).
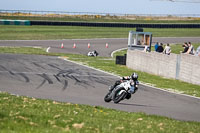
0;37;200;122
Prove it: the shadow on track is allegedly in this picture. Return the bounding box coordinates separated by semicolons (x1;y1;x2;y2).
118;102;156;108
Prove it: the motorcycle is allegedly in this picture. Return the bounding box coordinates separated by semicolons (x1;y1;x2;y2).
104;80;139;103
87;50;98;57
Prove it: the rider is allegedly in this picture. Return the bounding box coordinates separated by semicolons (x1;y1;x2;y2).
93;50;98;56
109;72;139;94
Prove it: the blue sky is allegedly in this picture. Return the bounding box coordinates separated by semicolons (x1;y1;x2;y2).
1;0;200;15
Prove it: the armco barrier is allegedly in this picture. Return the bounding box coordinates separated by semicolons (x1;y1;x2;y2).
1;20;200;28
126;50;200;85
30;21;200;28
0;19;30;25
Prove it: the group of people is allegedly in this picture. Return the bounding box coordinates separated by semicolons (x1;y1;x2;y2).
154;42;171;55
181;42;200;56
154;41;200;57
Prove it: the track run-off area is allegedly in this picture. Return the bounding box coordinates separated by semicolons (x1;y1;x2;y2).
0;37;200;122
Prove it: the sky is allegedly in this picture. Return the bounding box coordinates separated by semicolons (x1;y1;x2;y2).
0;0;200;15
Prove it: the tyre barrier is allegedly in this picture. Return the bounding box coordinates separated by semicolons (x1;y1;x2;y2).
0;19;30;25
30;21;200;28
116;54;127;65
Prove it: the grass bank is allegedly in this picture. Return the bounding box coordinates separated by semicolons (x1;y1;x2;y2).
1;25;200;40
1;92;200;133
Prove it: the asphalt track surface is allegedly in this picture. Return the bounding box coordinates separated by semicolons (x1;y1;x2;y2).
0;37;200;122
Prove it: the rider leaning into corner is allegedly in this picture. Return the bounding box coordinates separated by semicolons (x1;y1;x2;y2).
110;72;139;94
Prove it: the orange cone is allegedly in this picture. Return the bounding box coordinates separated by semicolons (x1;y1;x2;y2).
73;43;76;48
61;43;64;48
106;43;109;48
88;43;90;48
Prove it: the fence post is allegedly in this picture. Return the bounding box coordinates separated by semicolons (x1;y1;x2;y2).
175;54;181;79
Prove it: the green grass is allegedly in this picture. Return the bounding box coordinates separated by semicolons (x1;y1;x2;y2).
1;25;200;40
0;46;200;97
1;92;200;133
147;28;200;37
0;47;48;55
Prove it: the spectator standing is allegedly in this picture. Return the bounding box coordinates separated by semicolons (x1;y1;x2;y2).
187;42;195;55
163;43;171;55
195;46;200;56
157;43;164;53
154;42;159;52
182;42;189;53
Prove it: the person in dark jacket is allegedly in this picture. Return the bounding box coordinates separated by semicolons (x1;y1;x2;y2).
182;42;189;53
157;43;164;53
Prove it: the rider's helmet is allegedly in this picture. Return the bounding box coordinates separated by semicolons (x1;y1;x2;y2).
131;72;138;81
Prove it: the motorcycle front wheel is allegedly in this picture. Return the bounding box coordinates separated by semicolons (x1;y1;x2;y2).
113;87;126;104
104;91;112;102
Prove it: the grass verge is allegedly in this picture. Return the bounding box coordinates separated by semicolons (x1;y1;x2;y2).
1;92;200;133
1;25;200;40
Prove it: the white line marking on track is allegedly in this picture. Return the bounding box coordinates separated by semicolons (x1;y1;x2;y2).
46;47;51;53
111;47;127;58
